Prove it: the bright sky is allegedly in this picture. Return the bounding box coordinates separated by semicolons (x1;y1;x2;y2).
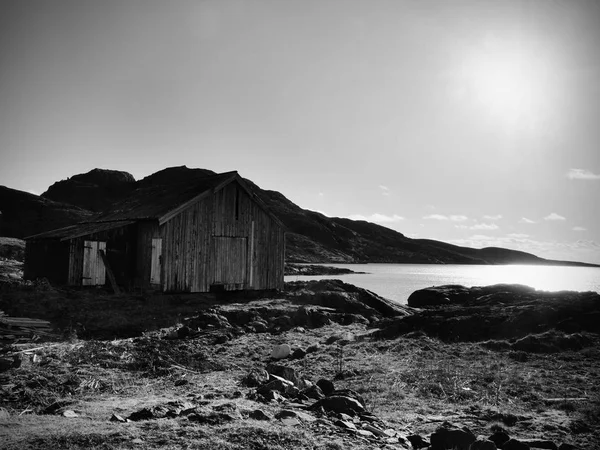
1;0;599;264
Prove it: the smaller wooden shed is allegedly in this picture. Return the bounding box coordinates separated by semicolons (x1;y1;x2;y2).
24;171;285;292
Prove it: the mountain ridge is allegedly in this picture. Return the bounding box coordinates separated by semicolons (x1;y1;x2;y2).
1;166;597;267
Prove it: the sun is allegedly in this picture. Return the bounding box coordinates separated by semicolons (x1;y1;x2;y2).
458;39;546;129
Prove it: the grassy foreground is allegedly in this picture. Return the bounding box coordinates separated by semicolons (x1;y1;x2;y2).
1;282;599;449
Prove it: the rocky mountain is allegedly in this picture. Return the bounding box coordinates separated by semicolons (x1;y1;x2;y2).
0;186;93;239
1;166;597;267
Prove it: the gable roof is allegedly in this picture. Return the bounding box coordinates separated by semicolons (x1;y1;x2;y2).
26;171;284;240
95;171;239;222
26;220;136;241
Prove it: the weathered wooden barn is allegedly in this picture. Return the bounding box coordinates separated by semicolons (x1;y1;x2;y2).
24;172;285;292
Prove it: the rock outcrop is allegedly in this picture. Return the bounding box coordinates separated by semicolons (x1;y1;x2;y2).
379;284;600;342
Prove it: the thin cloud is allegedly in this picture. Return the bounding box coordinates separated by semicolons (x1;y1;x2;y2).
519;217;536;224
483;214;502;220
508;233;529;238
318;192;324;197
544;213;566;221
471;223;499;230
379;185;390;196
566;169;600;180
455;223;499;231
348;213;405;224
572;226;586;232
423;214;468;222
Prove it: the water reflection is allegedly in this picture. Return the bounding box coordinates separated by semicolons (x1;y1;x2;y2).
285;264;600;304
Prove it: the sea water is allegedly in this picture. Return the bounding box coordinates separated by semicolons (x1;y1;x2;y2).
284;264;600;304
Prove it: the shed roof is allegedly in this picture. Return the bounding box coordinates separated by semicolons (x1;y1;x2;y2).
95;171;239;222
26;220;136;241
26;171;284;240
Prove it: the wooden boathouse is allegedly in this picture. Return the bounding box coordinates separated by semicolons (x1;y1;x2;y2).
24;171;285;292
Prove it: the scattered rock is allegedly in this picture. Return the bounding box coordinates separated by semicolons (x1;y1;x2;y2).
503;438;531;450
488;430;511;448
306;343;320;353
470;436;498;450
62;410;79;418
302;384;325;400
0;407;10;419
242;368;270;387
429;424;476;450
335;419;357;430
174;379;189;386
248;320;268;333
407;434;430;449
128;408;155;421
256;374;297;398
275;409;316;423
187;412;236;425
176;325;193;338
271;344;291;359
316;378;335;396
310;395;365;416
248;409;271;421
291;348;307;359
521;440;558;449
266;363;300;386
557;444;577;450
110;413;127;423
356;429;375;437
331;389;366;408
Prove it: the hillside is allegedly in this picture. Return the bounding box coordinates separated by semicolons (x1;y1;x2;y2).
0;186;93;239
1;166;597;267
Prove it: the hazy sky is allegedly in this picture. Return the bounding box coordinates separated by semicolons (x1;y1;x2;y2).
1;0;599;263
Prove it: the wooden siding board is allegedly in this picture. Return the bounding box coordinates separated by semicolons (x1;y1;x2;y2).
159;179;284;293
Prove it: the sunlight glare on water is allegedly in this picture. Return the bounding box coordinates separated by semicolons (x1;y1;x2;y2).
285;264;600;304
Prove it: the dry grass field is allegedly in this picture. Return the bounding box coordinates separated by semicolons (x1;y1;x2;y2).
1;279;599;449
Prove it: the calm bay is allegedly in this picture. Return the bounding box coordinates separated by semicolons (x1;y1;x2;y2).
284;263;600;304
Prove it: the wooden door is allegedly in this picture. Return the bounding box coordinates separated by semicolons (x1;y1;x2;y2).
211;237;247;285
82;241;106;286
150;238;162;285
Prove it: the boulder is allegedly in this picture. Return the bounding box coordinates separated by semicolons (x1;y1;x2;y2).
520;440;557;450
271;344;291;359
309;395;365;416
489;430;511;448
291;348;307;359
470;437;498;450
406;434;430;449
503;439;530;450
429;424;476;450
407;285;472;308
247;409;271;421
316;379;335;396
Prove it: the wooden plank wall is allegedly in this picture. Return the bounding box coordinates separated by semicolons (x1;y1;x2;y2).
160;180;284;292
161;197;211;292
68;239;84;285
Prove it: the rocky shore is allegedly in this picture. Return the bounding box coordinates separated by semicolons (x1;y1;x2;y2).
285;263;366;276
0;279;599;449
